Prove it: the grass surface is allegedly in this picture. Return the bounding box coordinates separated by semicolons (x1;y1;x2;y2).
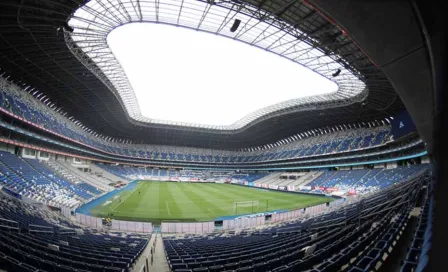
90;181;331;223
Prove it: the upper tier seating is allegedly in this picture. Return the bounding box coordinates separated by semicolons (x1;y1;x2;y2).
0;76;394;165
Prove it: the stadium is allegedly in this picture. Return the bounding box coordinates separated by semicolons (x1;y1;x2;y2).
0;0;444;272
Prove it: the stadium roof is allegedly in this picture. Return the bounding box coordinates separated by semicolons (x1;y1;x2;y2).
0;0;404;149
69;0;363;130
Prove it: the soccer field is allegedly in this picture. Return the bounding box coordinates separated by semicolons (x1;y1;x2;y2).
90;181;331;223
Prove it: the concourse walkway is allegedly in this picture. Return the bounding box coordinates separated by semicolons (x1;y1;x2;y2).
132;233;170;272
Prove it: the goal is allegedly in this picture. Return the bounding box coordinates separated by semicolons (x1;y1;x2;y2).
233;201;259;215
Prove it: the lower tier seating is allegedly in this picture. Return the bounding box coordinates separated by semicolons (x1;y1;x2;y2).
0;151;104;208
0;191;149;272
163;168;430;272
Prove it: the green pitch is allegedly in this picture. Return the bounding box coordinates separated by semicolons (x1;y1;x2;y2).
90;181;331;223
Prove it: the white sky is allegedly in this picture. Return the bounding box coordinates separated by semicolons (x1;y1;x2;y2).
108;23;338;126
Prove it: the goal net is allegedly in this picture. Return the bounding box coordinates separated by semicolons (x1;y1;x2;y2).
233;201;259;215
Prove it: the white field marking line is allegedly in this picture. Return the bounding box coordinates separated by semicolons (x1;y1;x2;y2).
165;201;171;216
116;210;162;215
121;211;187;216
112;186;141;212
164;200;226;204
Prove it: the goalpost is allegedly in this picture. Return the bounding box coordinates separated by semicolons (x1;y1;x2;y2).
233;200;260;215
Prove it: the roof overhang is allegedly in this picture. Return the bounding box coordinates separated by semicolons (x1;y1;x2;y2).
67;0;367;131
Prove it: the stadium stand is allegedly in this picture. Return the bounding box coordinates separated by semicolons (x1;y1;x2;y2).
257;172;313;189
25;159;101;199
0;144;432;272
163;168;429;272
96;163;429;195
247;165;429;197
0;152;105;208
0;191;149;272
0;193;76;230
88;164;126;185
251;173;283;186
0;1;438;271
94;164;148;181
301;165;429;195
44;160;112;192
0;76;397;165
95;164;269;184
401;182;433;272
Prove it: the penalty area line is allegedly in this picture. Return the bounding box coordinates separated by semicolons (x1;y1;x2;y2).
166;201;171;215
111;187;140;214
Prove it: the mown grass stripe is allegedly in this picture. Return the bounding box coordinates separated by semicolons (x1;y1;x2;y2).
166;182;206;221
91;181;331;223
177;183;228;220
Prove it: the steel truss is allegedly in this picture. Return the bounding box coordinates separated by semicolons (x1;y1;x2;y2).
66;0;367;131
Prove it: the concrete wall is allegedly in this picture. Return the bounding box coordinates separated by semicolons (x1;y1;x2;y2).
21;148;37;159
0;143;15;154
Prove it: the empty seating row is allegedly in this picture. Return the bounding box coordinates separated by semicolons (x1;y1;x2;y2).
0;151;103;207
96;164;268;184
400;183;433;272
303;165;428;195
0;190;149;272
163;169;429;272
1;76;392;166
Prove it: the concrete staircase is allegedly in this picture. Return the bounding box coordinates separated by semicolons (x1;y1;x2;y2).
131;234;169;272
89;163;126;184
295;171;324;190
46;161;113;192
254;173;282;186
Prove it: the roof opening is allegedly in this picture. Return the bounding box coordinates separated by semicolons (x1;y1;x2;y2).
107;23;338;126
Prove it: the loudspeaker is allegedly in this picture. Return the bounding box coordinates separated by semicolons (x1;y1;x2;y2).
332;69;341;77
230;19;241;32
